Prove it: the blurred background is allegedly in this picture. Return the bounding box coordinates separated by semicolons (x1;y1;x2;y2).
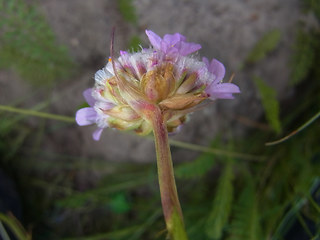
0;0;319;239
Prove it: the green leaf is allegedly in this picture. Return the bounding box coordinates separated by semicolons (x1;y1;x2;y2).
175;153;215;179
245;29;281;64
228;182;262;240
303;0;320;20
56;172;152;209
0;0;74;86
272;178;320;239
109;193;131;214
128;35;142;52
117;0;138;24
253;75;281;133
77;102;90;110
0;213;31;240
205;160;234;239
290;30;315;85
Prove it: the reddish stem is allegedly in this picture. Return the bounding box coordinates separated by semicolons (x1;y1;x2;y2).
149;107;188;239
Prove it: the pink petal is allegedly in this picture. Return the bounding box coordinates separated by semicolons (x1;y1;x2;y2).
202;57;210;68
162;33;201;56
209;59;225;83
206;83;240;100
146;30;201;56
83;88;95;107
145;30;162;50
179;41;202;56
92;128;103;141
163;33;186;46
75;107;97;126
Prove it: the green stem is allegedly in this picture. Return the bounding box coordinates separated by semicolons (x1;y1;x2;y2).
0;221;11;240
0;105;75;123
150;107;188;240
1;105;264;160
265;109;320;146
0;213;31;240
169;139;265;161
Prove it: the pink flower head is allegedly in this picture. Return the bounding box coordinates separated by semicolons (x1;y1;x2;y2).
203;57;240;100
145;30;201;56
76;30;240;140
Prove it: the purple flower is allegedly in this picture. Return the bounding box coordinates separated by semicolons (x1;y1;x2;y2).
76;30;240;141
203;57;240;100
145;30;201;56
83;88;96;107
75;88;105;141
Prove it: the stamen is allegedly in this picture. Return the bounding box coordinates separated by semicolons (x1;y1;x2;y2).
228;72;235;83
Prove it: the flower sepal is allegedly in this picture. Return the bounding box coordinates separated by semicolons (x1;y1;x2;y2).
107;117;143;131
159;93;207;110
104;105;140;122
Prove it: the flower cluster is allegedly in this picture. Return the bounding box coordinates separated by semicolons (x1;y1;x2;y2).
76;30;240;140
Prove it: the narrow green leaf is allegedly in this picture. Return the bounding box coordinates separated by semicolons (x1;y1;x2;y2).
228;182;262;240
205;160;234;239
303;0;320;20
0;0;74;85
0;213;31;240
245;29;281;64
0;0;4;11
127;209;162;240
266;109;320;146
0;221;10;240
128;35;142;52
117;0;138;24
55;173;152;209
290;30;315;85
175;153;215;179
7;0;16;13
253;75;281;133
272;178;320;240
109;193;131;214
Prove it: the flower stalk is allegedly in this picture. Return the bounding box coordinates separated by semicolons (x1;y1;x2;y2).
148;106;188;240
75;29;240;238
